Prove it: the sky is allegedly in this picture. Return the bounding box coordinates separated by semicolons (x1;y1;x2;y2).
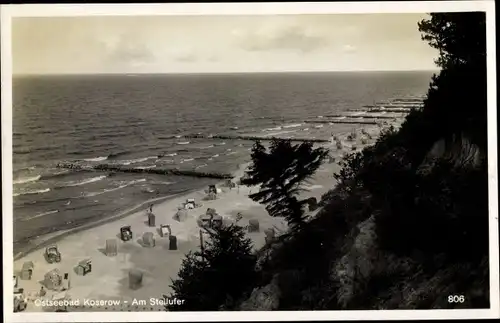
11;14;439;75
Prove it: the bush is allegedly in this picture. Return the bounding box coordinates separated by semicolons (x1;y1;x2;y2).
166;224;257;311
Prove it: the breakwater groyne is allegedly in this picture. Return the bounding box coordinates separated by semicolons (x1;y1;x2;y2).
322;114;404;119
182;134;330;143
348;107;415;113
304;119;379;125
362;104;422;109
56;162;234;179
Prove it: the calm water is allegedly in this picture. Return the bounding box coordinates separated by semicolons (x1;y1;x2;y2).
12;71;432;253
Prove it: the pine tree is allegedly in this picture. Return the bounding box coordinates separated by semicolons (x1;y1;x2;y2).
241;139;328;230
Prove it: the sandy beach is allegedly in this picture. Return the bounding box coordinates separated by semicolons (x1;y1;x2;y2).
12;124;387;312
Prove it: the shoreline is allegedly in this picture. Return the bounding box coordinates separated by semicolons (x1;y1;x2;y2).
13;189;194;261
13;161;251;261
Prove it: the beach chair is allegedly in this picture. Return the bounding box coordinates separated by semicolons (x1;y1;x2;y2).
20;261;34;280
147;212;156;227
160;224;171;238
75;259;91;276
208;185;217;194
105;239;118;256
198;214;212;228
120;226;133;241
169;235;178;250
211;214;223;228
142;232;155;248
248;219;260;233
174;209;188;222
45;245;61;264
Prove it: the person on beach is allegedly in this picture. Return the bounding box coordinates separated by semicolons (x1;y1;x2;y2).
39;286;46;297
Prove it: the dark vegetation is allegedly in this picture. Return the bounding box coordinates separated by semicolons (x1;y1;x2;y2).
241;140;329;230
165;224;257;311
165;12;489;310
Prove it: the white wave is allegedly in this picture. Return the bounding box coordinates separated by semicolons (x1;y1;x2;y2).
13;187;50;197
283;123;302;129
226;148;232;152
212;154;219;158
264;126;282;132
216;142;226;146
201;145;214;149
83;178;146;197
318;116;324;118
195;164;208;170
153;181;175;185
303;128;309;131
182;158;194;163
177;141;190;145
226;151;237;156
22;209;59;221
83;156;108;162
314;125;324;129
13;175;41;185
64;175;107;187
157;159;175;164
165;153;177;157
119;156;158;165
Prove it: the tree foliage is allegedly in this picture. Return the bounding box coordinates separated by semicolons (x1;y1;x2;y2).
166;223;257;311
241;139;329;230
411;12;487;158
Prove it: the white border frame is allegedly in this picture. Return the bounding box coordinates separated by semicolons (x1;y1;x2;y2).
1;1;498;322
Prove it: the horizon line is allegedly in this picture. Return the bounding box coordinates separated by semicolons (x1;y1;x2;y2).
13;69;440;77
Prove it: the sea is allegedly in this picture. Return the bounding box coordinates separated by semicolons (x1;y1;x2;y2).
12;71;433;254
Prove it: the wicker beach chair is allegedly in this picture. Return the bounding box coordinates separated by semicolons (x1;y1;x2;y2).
105;239;118;256
20;261;34;280
147;212;156;227
169;235;178;250
142;232;155;247
174;209;188;222
248;219;260;233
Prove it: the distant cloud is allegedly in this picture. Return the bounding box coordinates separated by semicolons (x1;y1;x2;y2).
175;54;197;62
234;25;328;53
105;34;155;66
342;44;357;53
169;48;198;62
